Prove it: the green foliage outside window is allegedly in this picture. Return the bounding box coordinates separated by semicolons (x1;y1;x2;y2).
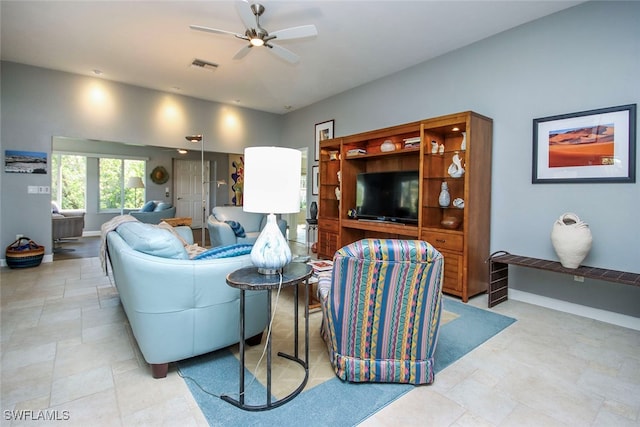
51;153;86;210
99;158;145;210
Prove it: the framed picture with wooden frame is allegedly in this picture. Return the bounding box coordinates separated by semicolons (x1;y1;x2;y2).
532;104;636;183
315;120;334;161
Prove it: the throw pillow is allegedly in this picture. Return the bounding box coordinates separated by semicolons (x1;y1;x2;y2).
140;200;156;212
224;220;246;238
154;202;172;212
193;244;253;260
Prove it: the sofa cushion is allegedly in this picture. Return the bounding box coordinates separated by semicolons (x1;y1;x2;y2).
154;202;173;212
224;220;246;238
116;222;188;259
156;221;189;246
140;201;156;212
193;244;253;260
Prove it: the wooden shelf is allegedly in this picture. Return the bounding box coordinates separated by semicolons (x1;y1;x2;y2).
488;252;640;307
342;219;419;237
344;146;420;160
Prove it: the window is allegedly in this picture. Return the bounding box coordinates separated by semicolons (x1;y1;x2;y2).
99;158;146;211
51;153;86;210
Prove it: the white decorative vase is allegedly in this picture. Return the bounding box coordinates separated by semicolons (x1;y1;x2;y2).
447;153;465;178
250;213;292;274
460;132;467;150
550;213;593;269
438;182;450;207
431;141;439;154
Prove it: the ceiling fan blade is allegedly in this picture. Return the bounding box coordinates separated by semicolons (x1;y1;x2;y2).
235;0;256;30
233;45;253;60
268;43;299;64
189;25;241;38
271;25;318;41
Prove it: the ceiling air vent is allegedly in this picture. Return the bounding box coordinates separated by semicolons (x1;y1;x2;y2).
190;58;218;71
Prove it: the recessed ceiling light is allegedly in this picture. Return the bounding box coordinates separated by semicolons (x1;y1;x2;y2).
177;149;188;154
92;69;103;75
452;127;460;131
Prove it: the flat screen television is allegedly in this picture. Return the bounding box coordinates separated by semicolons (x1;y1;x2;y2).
356;170;419;224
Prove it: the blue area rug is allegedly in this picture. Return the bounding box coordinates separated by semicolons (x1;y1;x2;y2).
178;298;515;426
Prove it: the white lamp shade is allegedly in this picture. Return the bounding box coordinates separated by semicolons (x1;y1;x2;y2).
126;176;145;189
243;147;301;214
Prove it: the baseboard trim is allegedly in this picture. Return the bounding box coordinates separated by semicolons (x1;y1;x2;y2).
83;231;101;237
509;289;640;331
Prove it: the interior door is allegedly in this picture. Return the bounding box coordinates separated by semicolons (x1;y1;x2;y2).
175;159;209;228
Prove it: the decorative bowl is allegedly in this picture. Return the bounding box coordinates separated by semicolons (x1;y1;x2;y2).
380;140;396;152
440;216;461;230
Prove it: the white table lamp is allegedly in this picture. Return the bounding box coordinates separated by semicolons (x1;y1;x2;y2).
243;146;301;274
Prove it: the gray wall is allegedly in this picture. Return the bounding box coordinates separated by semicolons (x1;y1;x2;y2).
1;1;638;315
1;64;282;250
281;1;640;316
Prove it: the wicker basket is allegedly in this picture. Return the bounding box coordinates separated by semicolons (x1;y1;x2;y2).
6;237;45;269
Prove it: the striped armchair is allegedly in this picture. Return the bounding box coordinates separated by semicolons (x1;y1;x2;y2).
318;239;444;385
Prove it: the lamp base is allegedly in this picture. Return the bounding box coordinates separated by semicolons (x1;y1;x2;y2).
250;213;292;274
257;267;282;275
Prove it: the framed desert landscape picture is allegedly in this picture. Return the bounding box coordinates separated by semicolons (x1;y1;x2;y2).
532;104;636;183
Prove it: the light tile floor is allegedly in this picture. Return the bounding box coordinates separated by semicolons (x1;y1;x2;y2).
2;250;639;426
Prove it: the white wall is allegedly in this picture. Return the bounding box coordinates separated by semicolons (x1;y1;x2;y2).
281;1;640;316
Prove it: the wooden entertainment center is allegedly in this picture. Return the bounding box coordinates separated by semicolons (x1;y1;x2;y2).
317;111;493;302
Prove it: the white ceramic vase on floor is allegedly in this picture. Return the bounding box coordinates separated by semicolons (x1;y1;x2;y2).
550;212;593;269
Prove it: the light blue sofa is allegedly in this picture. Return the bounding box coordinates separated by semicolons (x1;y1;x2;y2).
130;201;176;224
105;222;268;378
207;206;287;248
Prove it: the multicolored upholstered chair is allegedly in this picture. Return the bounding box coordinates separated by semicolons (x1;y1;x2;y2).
318;239;444;385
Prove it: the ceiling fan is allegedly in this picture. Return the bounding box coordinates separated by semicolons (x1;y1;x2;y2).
190;1;318;64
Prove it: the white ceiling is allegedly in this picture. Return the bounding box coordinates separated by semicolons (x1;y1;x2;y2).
1;1;583;114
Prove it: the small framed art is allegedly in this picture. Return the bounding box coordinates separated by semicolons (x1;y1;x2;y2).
532;104;636;183
5;150;47;174
315;120;334;161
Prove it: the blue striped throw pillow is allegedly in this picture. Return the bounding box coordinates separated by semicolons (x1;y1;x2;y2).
193;244;253;260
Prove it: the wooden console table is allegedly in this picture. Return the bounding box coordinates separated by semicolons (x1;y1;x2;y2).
488;251;640;308
163;217;192;227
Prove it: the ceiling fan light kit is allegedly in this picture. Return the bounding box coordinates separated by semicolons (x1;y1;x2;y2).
190;1;317;64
